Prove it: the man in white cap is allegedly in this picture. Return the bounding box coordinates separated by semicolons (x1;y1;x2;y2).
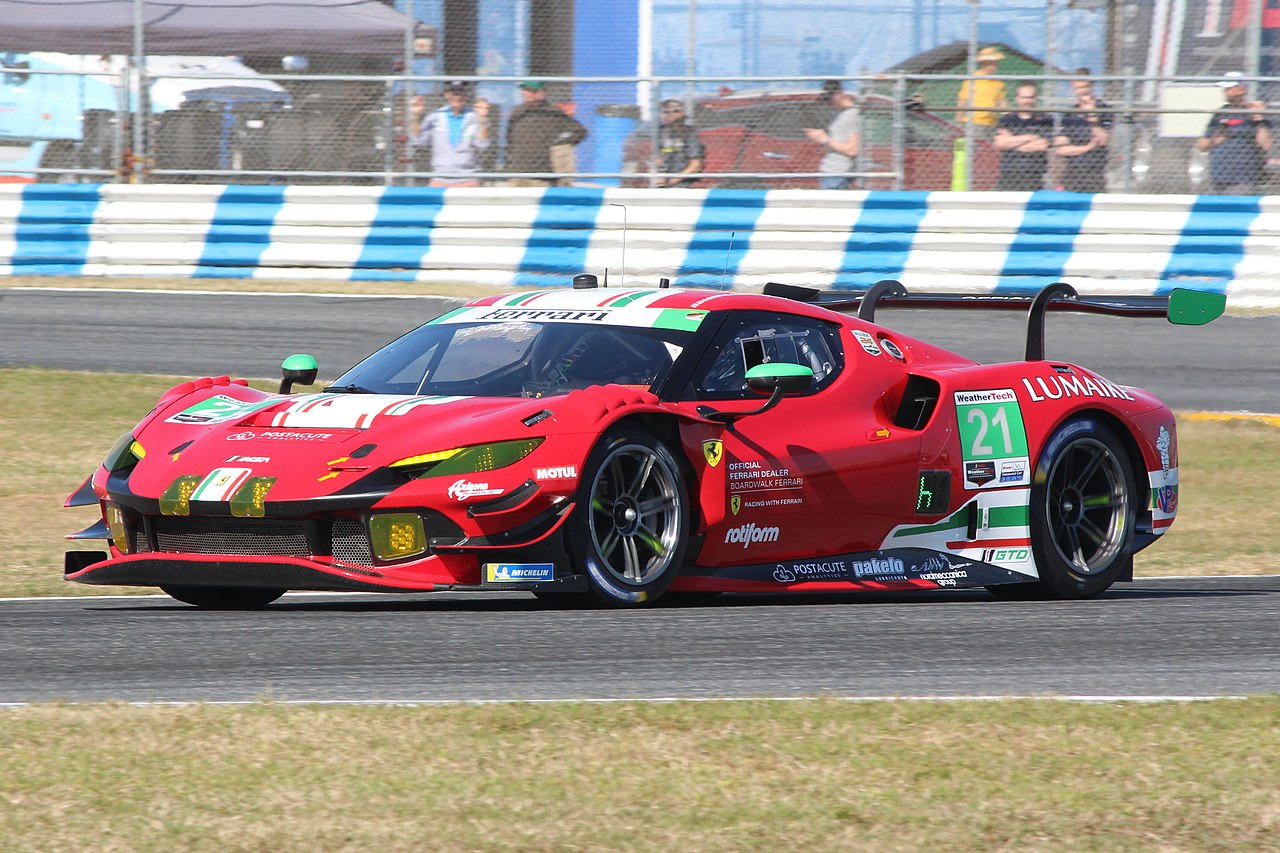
1198;72;1272;194
957;46;1009;136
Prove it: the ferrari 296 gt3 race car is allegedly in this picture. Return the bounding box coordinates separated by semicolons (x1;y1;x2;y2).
64;278;1224;608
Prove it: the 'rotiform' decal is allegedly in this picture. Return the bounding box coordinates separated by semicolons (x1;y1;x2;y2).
724;522;780;548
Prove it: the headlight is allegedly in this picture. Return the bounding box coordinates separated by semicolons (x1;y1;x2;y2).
104;503;132;555
368;513;428;561
389;438;543;479
104;432;146;472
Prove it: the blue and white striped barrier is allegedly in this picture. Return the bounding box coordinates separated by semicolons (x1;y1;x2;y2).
1;184;1277;307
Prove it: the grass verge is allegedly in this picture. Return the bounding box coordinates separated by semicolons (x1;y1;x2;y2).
2;367;1278;599
1;698;1278;851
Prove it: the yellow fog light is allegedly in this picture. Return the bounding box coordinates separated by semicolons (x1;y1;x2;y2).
159;475;202;516
105;504;131;555
368;513;428;561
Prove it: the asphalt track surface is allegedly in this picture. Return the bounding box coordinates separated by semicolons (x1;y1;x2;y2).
1;287;1277;703
1;577;1278;703
1;286;1278;412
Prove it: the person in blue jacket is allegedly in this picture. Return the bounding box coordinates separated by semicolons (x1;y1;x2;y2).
410;80;492;187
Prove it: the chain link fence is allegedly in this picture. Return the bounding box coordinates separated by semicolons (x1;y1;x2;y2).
4;62;1278;195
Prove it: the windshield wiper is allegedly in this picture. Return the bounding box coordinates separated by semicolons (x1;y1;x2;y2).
324;383;375;394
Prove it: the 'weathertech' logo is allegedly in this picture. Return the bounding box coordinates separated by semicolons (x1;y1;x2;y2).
724;523;779;548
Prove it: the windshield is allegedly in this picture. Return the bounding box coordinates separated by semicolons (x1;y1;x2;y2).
330;321;691;398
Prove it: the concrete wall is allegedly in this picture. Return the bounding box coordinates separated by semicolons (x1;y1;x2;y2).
2;184;1277;307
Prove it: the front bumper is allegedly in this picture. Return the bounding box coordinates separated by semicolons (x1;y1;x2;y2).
65;551;587;593
68;494;577;593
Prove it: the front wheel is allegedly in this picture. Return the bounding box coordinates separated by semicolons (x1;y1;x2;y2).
160;585;286;609
567;426;690;607
1027;418;1136;599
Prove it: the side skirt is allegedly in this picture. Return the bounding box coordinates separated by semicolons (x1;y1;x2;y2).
671;547;1034;593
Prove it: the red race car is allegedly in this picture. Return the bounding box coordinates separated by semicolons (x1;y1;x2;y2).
65;279;1223;608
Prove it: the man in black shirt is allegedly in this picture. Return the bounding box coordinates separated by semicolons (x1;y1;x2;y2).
656;99;704;187
1054;70;1112;194
1197;72;1273;195
994;83;1053;191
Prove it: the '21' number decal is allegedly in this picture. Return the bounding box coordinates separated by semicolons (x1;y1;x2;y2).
957;399;1029;462
967;406;1013;457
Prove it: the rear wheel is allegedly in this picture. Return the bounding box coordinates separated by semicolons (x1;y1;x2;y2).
567;426;690;607
160;585;286;609
1026;418;1136;599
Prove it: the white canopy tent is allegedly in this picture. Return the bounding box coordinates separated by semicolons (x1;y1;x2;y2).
0;0;418;56
0;0;421;179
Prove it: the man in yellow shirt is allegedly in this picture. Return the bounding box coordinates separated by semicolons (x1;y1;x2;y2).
957;46;1009;136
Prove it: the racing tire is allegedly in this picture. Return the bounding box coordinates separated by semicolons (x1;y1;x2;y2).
566;425;691;608
1025;418;1136;600
159;585;286;609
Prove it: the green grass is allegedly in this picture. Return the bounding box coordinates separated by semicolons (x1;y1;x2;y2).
2;699;1278;851
3;367;1276;598
2;368;1278;851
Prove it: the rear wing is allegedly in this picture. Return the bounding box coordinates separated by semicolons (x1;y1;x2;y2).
762;280;1226;361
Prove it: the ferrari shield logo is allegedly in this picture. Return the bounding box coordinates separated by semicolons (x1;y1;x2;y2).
730;494;741;515
703;439;724;468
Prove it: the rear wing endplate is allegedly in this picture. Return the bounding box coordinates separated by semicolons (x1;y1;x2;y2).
762;280;1226;361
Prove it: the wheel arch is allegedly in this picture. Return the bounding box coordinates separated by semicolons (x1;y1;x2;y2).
1038;406;1146;581
596;410;706;535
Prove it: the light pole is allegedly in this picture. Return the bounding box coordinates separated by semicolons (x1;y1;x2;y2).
132;0;145;183
962;0;978;191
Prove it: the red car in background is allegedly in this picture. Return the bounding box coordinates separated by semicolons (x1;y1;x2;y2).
623;88;998;190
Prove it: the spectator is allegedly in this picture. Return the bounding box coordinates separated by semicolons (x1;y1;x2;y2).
1053;69;1112;193
956;46;1009;136
409;80;491;188
656;99;704;187
804;80;861;189
504;80;588;187
1198;72;1273;195
994;82;1053;191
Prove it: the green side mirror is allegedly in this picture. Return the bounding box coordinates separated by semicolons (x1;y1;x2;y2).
745;362;814;396
279;353;319;394
1168;288;1226;325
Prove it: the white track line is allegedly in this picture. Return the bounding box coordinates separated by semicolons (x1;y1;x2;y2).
0;695;1256;708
